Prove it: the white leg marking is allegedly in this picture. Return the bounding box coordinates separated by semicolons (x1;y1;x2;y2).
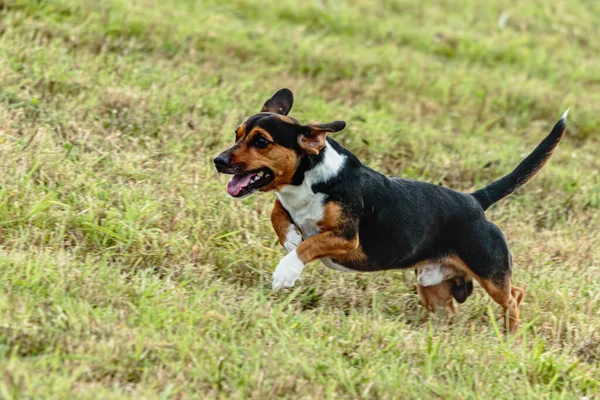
284;225;302;252
417;265;455;287
272;249;305;289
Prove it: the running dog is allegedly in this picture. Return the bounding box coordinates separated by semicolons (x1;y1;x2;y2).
214;88;568;332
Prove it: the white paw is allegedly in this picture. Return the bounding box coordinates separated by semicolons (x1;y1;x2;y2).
283;225;302;252
272;249;305;290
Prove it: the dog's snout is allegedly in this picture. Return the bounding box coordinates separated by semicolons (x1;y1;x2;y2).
213;154;230;170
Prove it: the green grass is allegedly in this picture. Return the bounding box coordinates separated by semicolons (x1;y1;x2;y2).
1;0;599;398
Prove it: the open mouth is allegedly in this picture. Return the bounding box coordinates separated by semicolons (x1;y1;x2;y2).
226;168;275;198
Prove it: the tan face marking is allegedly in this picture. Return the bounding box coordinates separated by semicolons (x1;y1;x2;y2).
228;124;300;192
235;122;247;142
246;127;274;143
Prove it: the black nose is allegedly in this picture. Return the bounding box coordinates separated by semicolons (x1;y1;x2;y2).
213;154;230;169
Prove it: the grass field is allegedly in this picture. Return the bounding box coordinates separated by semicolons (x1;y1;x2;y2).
1;0;599;398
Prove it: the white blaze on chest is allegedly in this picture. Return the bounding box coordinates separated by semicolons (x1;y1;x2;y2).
275;143;346;239
277;190;326;238
275;143;352;272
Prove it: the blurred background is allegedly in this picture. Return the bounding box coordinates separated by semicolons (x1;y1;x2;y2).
0;0;599;398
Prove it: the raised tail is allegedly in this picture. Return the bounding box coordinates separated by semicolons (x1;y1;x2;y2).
472;110;569;211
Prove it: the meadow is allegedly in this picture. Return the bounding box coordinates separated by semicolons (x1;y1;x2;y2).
0;0;599;398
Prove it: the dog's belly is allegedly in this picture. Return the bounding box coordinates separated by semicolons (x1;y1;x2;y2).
275;171;437;274
416;264;456;286
321;258;354;272
322;252;451;274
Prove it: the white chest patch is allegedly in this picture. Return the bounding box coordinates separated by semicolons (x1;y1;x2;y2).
274;143;352;274
275;143;346;239
276;182;326;238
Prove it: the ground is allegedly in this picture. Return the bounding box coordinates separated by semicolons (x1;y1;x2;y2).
0;0;599;398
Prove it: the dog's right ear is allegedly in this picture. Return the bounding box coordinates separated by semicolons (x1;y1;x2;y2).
297;121;346;155
261;88;294;115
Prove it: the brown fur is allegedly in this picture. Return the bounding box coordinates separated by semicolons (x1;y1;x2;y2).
270;199;294;246
317;202;344;231
413;256;466;315
315;202;368;264
296;231;359;265
235;122;247;141
218;89;551;334
416;280;456;315
229;127;300;192
297;124;344;155
281;202;364;265
297;131;326;155
420;255;525;332
235;117;526;332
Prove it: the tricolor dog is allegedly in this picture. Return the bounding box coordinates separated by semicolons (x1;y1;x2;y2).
214;89;568;332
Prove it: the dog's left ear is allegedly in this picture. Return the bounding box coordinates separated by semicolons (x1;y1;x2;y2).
262;88;294;115
297;121;346;155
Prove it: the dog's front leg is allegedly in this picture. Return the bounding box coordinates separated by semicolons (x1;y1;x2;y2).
270;199;302;252
272;231;358;289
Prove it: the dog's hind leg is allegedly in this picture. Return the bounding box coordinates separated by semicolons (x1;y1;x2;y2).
477;275;524;333
415;278;457;315
454;220;525;333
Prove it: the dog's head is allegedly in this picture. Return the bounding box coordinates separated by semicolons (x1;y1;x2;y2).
214;89;346;198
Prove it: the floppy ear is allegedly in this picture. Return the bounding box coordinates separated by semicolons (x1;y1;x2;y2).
297;121;346;155
261;88;294;115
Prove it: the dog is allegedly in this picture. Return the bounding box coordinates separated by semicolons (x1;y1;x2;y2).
214;88;568;332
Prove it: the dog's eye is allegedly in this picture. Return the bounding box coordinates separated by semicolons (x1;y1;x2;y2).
253;136;270;149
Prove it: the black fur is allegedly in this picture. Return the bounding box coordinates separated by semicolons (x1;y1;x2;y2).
262;88;294;115
451;277;474;303
472;117;567;210
294;115;565;299
312;138;490;273
240;113;301;149
221;89;567;308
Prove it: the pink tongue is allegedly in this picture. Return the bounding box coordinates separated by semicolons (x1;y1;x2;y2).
227;174;253;196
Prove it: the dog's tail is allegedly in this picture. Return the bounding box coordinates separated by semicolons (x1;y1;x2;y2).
471;110;569;211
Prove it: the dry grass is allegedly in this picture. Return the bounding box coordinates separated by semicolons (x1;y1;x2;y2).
0;0;599;398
